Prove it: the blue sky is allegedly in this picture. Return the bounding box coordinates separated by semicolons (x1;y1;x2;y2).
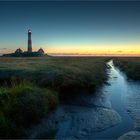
0;1;140;55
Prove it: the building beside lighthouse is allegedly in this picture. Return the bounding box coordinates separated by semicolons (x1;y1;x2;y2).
3;29;45;57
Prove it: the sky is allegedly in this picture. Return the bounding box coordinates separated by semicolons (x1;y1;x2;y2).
0;1;140;56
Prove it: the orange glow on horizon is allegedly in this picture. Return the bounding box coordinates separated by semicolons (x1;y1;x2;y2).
44;43;140;56
1;43;140;56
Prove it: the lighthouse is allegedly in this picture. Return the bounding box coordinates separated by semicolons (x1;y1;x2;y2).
3;29;45;57
28;29;32;52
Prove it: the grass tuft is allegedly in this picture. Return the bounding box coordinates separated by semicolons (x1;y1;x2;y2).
0;80;58;138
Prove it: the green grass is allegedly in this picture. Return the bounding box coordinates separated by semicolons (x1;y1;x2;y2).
113;57;140;80
0;56;108;95
0;56;109;138
0;80;58;138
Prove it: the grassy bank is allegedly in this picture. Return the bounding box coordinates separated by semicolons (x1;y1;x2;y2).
0;80;58;138
0;56;108;138
0;56;108;97
113;57;140;80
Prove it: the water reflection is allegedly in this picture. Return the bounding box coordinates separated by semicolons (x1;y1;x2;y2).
30;60;140;139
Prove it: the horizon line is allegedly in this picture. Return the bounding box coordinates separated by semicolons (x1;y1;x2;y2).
1;53;140;57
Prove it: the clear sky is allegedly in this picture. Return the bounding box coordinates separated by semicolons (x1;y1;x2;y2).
0;1;140;56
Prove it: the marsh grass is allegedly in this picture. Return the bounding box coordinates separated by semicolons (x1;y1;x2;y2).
0;79;58;138
0;56;108;96
114;57;140;80
0;56;109;138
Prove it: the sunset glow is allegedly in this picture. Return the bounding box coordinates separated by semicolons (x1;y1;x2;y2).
45;43;140;56
0;1;140;56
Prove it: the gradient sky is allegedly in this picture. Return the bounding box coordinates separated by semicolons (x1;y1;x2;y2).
0;1;140;56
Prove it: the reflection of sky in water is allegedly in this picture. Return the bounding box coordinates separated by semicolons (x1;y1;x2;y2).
92;60;135;139
108;61;127;112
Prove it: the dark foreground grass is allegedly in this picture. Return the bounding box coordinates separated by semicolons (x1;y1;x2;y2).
0;80;58;138
114;57;140;80
0;56;108;138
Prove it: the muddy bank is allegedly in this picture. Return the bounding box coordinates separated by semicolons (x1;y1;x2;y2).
119;81;140;140
124;81;140;131
29;105;121;139
118;131;140;140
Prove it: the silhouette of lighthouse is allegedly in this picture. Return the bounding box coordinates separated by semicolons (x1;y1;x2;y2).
28;29;32;52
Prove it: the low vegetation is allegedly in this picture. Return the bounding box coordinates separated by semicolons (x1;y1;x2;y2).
113;57;140;80
0;56;108;98
0;56;109;138
0;79;58;138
